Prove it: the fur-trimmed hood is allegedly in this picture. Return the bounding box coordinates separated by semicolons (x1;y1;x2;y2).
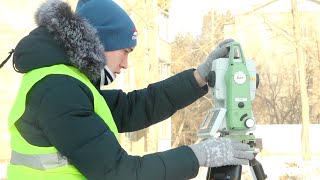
13;0;105;82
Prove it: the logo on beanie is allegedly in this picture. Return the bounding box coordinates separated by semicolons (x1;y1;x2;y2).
132;29;138;40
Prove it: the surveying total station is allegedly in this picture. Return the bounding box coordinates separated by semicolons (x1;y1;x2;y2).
197;42;267;180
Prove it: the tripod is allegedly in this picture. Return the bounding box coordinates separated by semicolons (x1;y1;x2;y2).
206;156;267;180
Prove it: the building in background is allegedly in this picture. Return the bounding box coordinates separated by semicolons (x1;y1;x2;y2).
112;0;173;154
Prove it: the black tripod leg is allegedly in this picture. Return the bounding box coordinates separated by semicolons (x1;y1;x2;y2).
206;165;242;180
249;158;267;180
206;167;212;180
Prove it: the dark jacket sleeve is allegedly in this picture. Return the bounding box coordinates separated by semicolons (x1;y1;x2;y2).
35;75;200;180
101;69;208;132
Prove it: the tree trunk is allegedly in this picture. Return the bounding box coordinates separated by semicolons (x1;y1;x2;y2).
291;0;311;161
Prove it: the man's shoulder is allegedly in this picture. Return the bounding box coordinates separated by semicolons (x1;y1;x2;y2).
29;74;94;103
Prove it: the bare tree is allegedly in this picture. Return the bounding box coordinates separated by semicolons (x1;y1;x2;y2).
254;63;301;124
240;0;317;160
291;0;311;160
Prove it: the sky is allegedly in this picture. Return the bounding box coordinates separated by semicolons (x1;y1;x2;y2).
168;0;320;39
168;0;278;38
168;0;213;38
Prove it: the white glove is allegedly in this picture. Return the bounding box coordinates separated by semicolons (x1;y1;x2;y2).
197;39;234;80
189;137;254;167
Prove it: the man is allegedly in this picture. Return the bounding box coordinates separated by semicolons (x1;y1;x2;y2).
7;0;253;179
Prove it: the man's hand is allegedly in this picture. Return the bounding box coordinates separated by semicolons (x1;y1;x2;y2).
189;137;254;167
197;39;234;81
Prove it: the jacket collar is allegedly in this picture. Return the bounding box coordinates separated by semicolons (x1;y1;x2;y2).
35;0;106;82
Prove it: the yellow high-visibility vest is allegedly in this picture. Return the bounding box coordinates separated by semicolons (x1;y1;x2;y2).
7;64;118;180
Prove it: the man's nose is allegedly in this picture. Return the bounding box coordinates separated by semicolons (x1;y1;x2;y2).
120;58;128;69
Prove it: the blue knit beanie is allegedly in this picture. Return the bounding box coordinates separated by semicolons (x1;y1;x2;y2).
76;0;137;51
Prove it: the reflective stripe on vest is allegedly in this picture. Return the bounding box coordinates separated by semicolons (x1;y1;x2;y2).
8;64;118;176
10;150;70;170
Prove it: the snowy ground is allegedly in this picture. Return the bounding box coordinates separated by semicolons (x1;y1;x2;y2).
0;163;7;180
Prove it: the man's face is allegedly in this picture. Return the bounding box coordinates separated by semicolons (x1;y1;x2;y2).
104;47;134;78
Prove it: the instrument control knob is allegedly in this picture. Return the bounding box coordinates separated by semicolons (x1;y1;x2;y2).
245;118;255;128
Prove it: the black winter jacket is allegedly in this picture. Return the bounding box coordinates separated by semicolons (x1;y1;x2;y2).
12;1;208;179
